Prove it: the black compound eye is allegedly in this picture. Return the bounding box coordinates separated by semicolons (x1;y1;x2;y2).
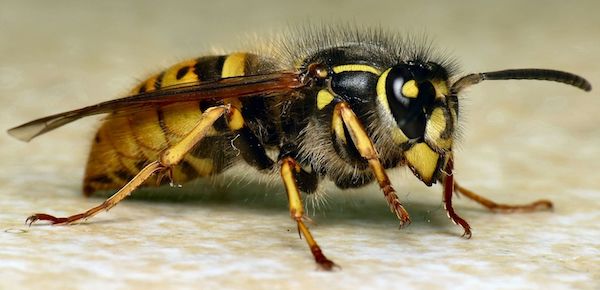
386;66;413;108
382;64;431;140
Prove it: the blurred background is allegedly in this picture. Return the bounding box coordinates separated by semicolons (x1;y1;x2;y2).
1;1;598;289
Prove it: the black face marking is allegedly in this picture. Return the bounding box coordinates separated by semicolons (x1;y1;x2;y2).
176;66;189;80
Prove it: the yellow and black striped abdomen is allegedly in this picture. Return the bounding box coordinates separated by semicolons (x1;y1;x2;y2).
83;53;255;195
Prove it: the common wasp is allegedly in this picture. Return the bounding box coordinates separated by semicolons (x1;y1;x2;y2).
9;27;591;270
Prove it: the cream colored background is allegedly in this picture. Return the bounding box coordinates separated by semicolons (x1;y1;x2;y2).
1;1;599;289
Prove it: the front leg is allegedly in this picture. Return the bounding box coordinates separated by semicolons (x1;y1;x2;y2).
441;159;472;238
333;102;411;227
441;158;554;239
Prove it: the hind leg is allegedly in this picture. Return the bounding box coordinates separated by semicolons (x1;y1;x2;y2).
454;182;553;213
27;106;229;225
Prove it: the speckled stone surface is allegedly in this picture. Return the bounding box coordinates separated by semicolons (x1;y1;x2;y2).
1;1;599;289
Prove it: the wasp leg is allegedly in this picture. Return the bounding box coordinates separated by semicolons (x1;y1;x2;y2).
280;157;337;270
453;182;553;213
442;159;472;238
26;106;229;226
334;102;411;227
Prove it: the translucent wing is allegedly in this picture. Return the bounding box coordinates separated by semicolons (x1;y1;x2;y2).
8;72;303;142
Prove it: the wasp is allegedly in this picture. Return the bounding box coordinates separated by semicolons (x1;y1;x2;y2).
9;28;591;270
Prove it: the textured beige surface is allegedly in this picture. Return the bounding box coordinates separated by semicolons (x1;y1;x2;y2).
1;1;599;289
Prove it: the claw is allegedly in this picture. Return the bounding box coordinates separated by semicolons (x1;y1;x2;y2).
529;200;553;211
317;259;341;271
391;201;412;229
25;213;84;225
25;215;38;226
461;229;472;239
311;245;340;271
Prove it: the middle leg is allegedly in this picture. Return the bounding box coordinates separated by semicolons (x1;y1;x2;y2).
280;156;337;270
27;105;229;225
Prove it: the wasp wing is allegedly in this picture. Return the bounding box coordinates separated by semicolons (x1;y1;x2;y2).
8;72;303;142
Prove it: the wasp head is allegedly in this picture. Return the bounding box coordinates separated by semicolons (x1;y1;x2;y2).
377;61;457;185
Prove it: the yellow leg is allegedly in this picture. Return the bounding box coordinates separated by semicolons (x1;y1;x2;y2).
454;182;553;213
27;105;229;225
280;157;337;270
335;102;411;227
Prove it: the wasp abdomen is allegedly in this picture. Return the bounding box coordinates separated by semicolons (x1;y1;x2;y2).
83;53;269;195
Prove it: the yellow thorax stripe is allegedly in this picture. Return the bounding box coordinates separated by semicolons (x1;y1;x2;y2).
332;64;381;75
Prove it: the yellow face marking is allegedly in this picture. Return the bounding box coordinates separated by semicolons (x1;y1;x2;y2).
332;64;381;75
376;68;392;112
425;107;452;150
401;80;419;98
404;143;440;185
317;89;335;110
